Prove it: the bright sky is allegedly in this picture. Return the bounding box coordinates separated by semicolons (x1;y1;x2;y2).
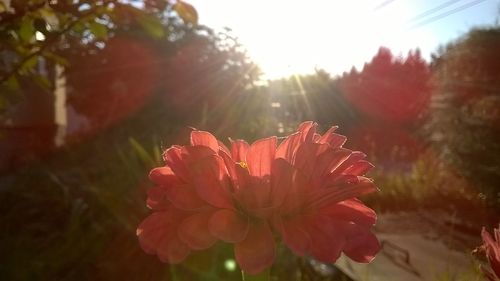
188;0;499;79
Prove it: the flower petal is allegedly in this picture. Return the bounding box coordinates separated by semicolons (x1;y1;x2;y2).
306;177;377;210
158;234;191;264
190;130;219;152
306;215;346;263
231;139;250;163
165;183;207;211
342;225;380;263
318;126;347;148
235;222;276;274
277;216;311;257
246;136;277;177
163;147;190;182
322;199;377;226
270;158;295;207
178;212;217;250
146;186;170;210
294;143;330;179
209;209;249;243
191;155;234;209
276;132;302;162
342;160;374;176
149;167;178;186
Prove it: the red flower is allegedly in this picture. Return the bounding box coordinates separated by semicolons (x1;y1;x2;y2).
479;224;500;281
137;123;380;274
137;130;234;263
272;122;380;264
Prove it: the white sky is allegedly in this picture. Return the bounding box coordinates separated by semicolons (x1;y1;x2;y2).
188;0;499;79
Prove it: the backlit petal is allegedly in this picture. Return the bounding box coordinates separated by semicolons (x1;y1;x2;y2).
343;225;380;263
209;209;249;243
235;222;276;274
231;139;250;163
190;130;219;152
178;212;217;250
246;137;277;177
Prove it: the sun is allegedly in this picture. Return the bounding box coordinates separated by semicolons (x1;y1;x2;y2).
188;0;428;79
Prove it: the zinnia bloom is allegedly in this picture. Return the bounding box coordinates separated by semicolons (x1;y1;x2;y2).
478;224;500;281
272;122;380;264
137;122;380;274
137;131;234;263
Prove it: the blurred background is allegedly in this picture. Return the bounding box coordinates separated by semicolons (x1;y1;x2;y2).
0;0;499;280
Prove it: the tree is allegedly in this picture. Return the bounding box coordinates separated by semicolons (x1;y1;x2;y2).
429;27;500;207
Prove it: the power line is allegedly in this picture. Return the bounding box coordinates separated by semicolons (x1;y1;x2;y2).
407;0;465;23
408;0;489;30
373;0;397;11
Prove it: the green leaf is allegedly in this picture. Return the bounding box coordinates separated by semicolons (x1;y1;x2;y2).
19;55;38;73
43;51;69;66
39;5;59;28
129;137;156;167
5;75;19;90
89;21;108;40
19;17;35;43
173;1;198;25
136;14;165;39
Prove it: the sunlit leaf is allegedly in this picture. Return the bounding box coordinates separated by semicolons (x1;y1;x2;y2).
173;1;198;25
89;21;108;40
129;137;156;167
19;17;35;43
136;13;165;39
43;51;69;66
20;56;38;73
39;5;59;28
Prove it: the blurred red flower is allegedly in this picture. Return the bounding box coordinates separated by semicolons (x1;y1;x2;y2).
273;122;380;264
478;224;500;281
137;122;380;274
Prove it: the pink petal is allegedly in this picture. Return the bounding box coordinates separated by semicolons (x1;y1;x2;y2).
137;212;169;254
235;222;276;274
219;149;237;181
276;216;311;256
157;234;191;264
209;209;249;243
181;145;216;163
334;151;366;174
270;158;295;207
297;121;317;143
231;139;250;163
294;143;330;179
310;148;352;187
190;130;219;152
306;177;377;210
137;209;190;264
178;212;217;250
246;137;277;177
146;186;170;210
279;169;309;214
342;160;374;176
276;132;302;162
165;183;207;211
218;140;231;156
342;225;380;263
318;126;347;148
322;199;377;226
191;155;234;209
149;167;178;186
163;147;190;182
306;215;346;263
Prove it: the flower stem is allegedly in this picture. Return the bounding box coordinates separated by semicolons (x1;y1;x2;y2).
241;268;270;281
